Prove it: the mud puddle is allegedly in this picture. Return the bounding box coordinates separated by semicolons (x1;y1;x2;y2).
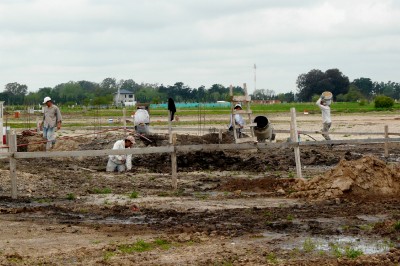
254;231;392;255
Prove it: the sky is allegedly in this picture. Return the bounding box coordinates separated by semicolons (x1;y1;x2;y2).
1;0;400;94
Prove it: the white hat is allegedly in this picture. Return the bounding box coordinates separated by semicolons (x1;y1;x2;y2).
125;135;136;144
43;96;51;104
234;104;242;109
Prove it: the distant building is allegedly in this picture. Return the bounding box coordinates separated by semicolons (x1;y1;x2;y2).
114;89;136;106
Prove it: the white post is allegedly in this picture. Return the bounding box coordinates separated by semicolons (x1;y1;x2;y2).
8;131;18;199
290;108;302;178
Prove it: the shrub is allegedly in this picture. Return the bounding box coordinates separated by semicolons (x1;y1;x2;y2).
374;95;394;109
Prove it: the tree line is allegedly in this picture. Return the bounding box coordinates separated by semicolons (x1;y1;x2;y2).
296;68;400;102
1;70;399;106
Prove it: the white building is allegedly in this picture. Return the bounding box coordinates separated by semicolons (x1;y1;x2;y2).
114;89;136;106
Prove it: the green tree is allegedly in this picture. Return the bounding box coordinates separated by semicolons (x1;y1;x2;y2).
352;78;373;99
345;84;365;102
3;82;28;105
296;69;349;101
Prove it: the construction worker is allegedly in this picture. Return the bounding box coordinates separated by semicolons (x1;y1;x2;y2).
316;94;332;141
40;96;62;151
106;136;135;172
229;104;245;137
134;106;150;135
254;116;276;142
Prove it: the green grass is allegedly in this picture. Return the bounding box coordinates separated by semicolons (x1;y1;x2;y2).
119;239;152;253
66;193;76;200
129;191;139;199
118;239;171;253
266;252;278;264
303;238;317;253
103;251;116;261
153;238;171;250
394;221;400;231
92;187;112;194
344;247;364;259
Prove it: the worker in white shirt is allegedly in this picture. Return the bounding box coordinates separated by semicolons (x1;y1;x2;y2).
229;104;245;138
316;95;332;141
134;106;150;135
106;135;135;172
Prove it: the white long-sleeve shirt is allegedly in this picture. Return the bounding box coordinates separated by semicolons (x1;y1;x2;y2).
316;98;331;124
108;140;132;170
134;109;150;125
229;114;245;128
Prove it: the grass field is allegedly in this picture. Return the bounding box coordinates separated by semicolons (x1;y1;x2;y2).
4;101;399;129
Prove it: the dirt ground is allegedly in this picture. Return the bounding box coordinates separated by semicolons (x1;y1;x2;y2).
1;113;400;265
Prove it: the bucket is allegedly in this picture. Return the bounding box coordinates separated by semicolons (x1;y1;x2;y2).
108;118;113;124
14;111;20;118
322;91;333;106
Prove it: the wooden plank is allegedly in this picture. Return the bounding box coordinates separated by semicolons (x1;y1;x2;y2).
242;123;257;128
11;137;400;160
15;146;174;159
298;137;400;146
233;110;252;114
276;129;389;136
231;95;251;102
235;137;257;143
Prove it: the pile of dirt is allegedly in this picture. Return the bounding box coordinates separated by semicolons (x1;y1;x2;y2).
292;156;400;200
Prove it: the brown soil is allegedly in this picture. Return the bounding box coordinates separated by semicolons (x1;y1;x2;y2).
0;129;399;265
293;156;400;200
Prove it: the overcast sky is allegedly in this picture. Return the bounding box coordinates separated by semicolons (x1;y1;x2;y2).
1;0;399;94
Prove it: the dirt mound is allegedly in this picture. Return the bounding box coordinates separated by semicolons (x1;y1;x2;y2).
293;156;400;200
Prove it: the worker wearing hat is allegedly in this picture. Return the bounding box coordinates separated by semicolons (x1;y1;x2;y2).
316;92;332;143
228;103;245;137
106;136;135;172
40;96;62;151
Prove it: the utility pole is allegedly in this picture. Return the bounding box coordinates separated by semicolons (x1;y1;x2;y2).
254;63;257;93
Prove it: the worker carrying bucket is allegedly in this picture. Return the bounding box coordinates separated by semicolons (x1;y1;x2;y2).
253;116;276;142
316;91;333;144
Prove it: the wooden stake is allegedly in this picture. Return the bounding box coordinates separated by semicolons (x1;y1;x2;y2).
8;131;17;199
290;108;302;178
122;108;127;136
168;111;172;144
171;133;177;189
384;125;389;157
219;129;223;143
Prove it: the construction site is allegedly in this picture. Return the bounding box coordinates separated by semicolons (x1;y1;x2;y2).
0;95;400;265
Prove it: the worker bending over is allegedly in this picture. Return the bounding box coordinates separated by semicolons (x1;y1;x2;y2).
106;136;135;172
134;106;150;135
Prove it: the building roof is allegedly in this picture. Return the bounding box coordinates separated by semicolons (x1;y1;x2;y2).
114;89;134;94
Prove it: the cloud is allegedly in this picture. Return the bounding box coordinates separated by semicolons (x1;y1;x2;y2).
0;0;399;93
